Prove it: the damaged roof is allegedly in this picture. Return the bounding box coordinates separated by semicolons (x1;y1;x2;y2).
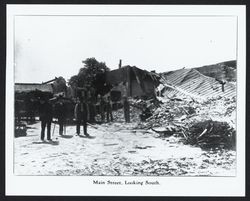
160;68;236;99
15;83;53;93
105;66;159;85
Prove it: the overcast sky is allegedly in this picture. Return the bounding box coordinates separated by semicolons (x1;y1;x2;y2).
14;15;237;83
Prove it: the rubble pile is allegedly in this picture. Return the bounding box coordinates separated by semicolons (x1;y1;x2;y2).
183;120;236;149
137;97;198;130
199;96;236;128
110;95;236;149
136;95;236;149
112;107;141;123
129;98;160;110
112;98;159;123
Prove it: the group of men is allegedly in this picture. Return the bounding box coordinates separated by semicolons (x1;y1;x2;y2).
38;93;131;141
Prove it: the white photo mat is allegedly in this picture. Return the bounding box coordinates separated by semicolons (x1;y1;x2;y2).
6;5;246;196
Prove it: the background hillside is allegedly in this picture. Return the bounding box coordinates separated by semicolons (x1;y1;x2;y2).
194;60;236;82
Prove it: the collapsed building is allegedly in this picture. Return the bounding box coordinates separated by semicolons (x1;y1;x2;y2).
105;65;160;101
138;65;237;150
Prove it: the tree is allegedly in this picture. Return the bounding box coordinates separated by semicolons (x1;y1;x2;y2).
68;75;79;88
52;76;67;94
78;58;110;86
68;58;111;97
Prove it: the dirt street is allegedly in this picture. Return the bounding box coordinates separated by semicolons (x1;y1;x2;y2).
15;121;236;176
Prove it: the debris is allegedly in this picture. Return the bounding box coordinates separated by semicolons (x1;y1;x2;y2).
136;95;236;149
15;122;27;137
151;125;176;136
197;128;208;139
104;143;119;146
183;120;236;149
181;131;187;140
134;145;154;149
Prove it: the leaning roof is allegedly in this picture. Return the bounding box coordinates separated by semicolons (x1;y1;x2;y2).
160;68;236;99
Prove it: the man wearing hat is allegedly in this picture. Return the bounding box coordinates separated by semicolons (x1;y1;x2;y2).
54;94;66;135
39;97;53;141
74;95;89;136
106;96;113;122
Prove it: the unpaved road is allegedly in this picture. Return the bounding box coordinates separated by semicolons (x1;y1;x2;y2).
15;121;236;176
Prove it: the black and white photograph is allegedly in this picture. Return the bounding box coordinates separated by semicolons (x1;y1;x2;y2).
6;5;246;196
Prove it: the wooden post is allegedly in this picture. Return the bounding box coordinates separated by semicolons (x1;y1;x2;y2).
126;67;131;97
119;59;122;69
221;82;225;92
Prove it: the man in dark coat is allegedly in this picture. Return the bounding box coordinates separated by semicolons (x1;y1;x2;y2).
106;96;113;122
87;91;96;123
39;98;53;141
100;96;106;123
74;97;89;136
95;94;101;114
54;96;66;135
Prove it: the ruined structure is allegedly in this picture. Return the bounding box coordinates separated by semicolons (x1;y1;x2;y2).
105;65;160;99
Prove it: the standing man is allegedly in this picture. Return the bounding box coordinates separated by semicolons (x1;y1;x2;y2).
100;96;106;123
95;94;101;114
54;95;66;136
39;97;53;141
123;96;130;123
74;96;89;136
87;91;96;123
106;96;113;122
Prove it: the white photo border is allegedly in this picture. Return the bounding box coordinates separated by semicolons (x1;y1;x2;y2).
6;5;246;196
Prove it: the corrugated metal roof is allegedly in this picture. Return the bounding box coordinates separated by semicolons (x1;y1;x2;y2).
15;83;53;93
161;68;236;99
